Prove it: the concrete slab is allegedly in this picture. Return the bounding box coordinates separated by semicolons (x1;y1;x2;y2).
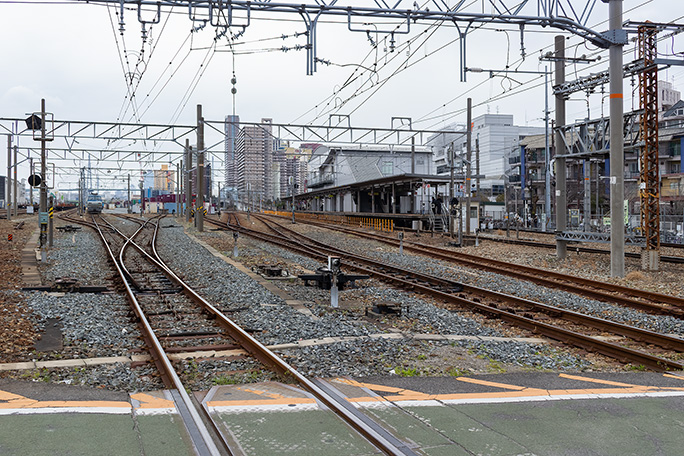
20;229;41;286
0;413;142;456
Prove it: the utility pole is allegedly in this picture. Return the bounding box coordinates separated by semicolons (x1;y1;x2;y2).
449;144;455;238
554;36;568;259
291;177;296;224
185;140;192;223
177;162;181;217
466;97;472;235
48;195;53;248
475;134;480;199
78;168;84;216
13;145;18;217
6;135;11;220
544;66;551;232
127;174;131;213
29;158;34;206
217;183;221;215
411;136;416;214
180;159;183;217
197;104;205;232
39;99;48;260
608;0;625;277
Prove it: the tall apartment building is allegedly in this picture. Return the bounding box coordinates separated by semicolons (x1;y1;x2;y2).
224;115;240;191
236;118;274;204
153;165;175;193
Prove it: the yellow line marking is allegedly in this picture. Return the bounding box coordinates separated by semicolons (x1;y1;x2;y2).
559;373;649;388
207;397;316;407
27;401;131;409
0;390;31;402
334;378;434;398
235;387;287;400
0;389;130;410
456;377;538;391
131;393;175;409
664;373;684;380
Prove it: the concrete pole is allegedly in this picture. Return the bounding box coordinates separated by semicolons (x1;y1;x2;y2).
30;158;34;206
584;160;591;231
78;168;83;216
40;99;47;255
13;145;18;217
609;0;625;277
449;144;455;237
197;104;204;232
127;174;131;213
48;195;53;248
177;162;181;217
466;97;472;235
544;67;551;232
179;160;183;216
185;140;192;223
392;184;396;214
6;135;11;220
292;179;296;223
554;36;567;259
410;137;416;214
475;135;480;198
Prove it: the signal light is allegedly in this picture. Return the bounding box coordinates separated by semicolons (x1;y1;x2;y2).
25;115;42;131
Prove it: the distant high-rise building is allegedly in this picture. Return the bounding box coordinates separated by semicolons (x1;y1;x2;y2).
224;115;240;192
153;165;175;193
236;119;274;204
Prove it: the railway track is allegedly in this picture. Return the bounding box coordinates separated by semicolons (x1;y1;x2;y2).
463;232;684;264
273;215;684;317
210;212;684;372
59;211;418;456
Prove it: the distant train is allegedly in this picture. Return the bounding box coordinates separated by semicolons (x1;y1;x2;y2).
86;193;104;214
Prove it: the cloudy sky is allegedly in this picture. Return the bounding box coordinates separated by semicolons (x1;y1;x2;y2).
1;0;682;191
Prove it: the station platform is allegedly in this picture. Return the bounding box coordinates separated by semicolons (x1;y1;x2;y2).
2;372;684;455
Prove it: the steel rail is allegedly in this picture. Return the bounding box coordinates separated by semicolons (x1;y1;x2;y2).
90;215;222;456
462;234;684;264
103;214;417;456
214;214;684;372
249;214;684;350
285;217;684;315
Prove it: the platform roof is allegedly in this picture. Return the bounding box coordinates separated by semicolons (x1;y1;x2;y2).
295;173;456;200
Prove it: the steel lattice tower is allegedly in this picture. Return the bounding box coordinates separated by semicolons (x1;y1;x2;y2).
638;24;660;271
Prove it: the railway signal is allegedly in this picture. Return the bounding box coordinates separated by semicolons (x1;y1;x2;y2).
298;257;368;308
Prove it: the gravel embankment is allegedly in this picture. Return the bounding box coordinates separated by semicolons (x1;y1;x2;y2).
298;227;684;337
4;215;621;391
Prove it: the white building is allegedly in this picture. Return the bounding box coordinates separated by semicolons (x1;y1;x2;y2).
428;114;544;198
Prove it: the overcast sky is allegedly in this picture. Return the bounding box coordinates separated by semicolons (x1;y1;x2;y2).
1;0;682;191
